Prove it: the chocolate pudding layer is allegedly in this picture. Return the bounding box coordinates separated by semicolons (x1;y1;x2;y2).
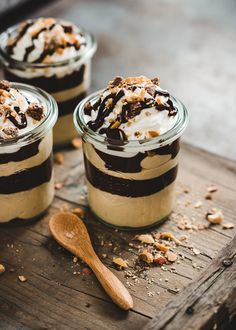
0;18;96;145
0;80;57;223
74;76;188;229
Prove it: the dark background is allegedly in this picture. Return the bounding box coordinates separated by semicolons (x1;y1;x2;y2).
1;0;236;160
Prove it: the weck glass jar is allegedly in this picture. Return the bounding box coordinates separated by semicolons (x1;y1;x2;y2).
0;82;58;223
0;18;96;146
74;90;188;230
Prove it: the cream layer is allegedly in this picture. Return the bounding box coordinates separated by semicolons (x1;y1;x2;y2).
0;178;54;223
87;180;176;228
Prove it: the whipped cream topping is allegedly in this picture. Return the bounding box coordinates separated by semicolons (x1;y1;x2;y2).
84;76;178;141
0;80;46;140
6;18;87;64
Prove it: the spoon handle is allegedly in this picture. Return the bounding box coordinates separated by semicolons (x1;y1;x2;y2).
88;256;133;310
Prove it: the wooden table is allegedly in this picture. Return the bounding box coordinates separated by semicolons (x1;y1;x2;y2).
0;142;235;329
0;1;236;328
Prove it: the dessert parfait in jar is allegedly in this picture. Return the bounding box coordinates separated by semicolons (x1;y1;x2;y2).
0;80;58;223
74;76;188;229
0;17;96;146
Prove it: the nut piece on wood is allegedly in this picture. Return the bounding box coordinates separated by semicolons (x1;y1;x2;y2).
205;193;212;200
153;254;167;266
207;209;224;224
139;250;154;264
112;257;128;269
55;182;63;190
71;207;85;218
165;251;178;262
160;232;175;240
0;264;5;275
134;234;155;244
82;267;92;275
154;242;170;252
194;201;202;208
71;138;82;149
160;232;181;245
207;185;218;193
222;222;234;229
18;275;27;282
54;152;64;165
192;248;201;255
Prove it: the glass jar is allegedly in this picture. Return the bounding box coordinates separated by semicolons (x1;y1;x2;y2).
0;21;97;147
0;83;58;223
74;91;188;230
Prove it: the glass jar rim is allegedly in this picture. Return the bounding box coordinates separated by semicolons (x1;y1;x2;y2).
73;90;189;153
0;20;97;69
0;82;58;148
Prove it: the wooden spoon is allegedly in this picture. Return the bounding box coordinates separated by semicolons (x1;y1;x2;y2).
49;212;133;311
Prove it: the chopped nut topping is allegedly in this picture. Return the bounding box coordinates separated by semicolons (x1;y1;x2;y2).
105;98;113;108
0;80;11;91
82;267;92;275
151;77;160;86
160;232;175;240
165;251;178;262
134;234;155;244
26;103;44;121
18;275;27;282
55;182;63;190
192;248;200;255
54;152;64;164
148;131;160;138
2;126;18;138
197;223;209;230
153;254;167;266
154;242;169;252
84;101;93;116
207;209;224;224
109;76;123;87
205;193;212;200
110;121;121;129
207;185;218;193
222;222;234;229
113;257;128;269
146;86;156;96
71;207;85;218
139;250;153;264
194;201;202;208
71;138;82;149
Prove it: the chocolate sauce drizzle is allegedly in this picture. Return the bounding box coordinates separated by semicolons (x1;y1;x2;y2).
88;90;125;132
6;107;27;129
85;78;178;141
7;21;34;55
6;19;85;64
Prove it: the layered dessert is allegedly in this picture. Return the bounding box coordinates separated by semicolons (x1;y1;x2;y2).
0;80;58;223
74;76;188;229
0;17;96;145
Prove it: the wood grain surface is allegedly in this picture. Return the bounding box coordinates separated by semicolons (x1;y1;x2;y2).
0;142;235;329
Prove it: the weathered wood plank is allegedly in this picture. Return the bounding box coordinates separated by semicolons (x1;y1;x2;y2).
1;142;236;329
144;235;236;330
